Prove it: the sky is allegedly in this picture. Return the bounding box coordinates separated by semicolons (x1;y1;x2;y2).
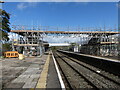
3;0;120;2
3;2;118;29
2;2;119;43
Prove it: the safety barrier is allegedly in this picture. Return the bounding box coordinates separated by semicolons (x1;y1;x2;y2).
4;51;19;58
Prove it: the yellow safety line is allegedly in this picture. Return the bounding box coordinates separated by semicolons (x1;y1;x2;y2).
36;52;51;88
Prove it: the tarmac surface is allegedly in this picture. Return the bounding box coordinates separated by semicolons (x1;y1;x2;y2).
46;55;61;88
1;52;61;89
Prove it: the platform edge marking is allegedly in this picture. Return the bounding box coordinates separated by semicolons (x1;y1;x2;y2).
52;51;66;90
36;52;50;88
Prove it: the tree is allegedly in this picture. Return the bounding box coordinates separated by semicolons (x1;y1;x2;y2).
0;9;11;41
0;9;11;56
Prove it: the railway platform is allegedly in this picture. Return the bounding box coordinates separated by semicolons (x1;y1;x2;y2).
1;51;62;89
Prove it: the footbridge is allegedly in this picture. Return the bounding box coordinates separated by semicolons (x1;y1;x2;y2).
10;25;119;57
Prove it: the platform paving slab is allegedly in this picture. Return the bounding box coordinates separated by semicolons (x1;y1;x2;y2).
23;82;37;88
2;52;62;89
7;83;25;88
2;54;48;89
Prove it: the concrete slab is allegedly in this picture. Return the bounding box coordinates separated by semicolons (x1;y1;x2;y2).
23;82;37;88
7;83;25;88
2;52;62;89
25;78;34;83
2;54;48;88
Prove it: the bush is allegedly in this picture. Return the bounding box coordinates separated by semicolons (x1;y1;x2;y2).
0;43;12;56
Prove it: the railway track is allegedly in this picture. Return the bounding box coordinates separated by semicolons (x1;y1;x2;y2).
53;51;120;89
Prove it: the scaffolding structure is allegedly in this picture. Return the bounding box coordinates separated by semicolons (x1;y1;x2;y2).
11;26;46;57
11;25;119;58
80;33;119;56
